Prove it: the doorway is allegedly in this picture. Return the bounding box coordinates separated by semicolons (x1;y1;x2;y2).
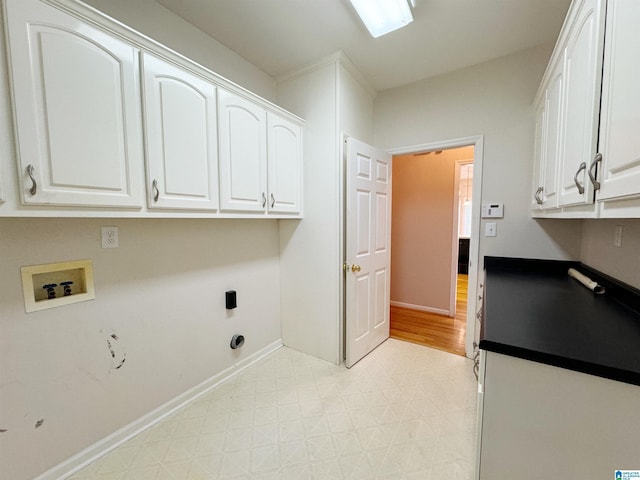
387;137;483;359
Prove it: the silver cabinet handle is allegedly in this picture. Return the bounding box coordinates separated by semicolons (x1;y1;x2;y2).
534;187;543;205
573;162;587;195
270;193;275;208
261;192;266;208
588;153;602;191
152;179;159;202
26;164;37;195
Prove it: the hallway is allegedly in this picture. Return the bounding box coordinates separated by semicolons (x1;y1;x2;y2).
389;275;468;356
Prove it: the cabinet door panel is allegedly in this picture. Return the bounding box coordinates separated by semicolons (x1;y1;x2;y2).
5;0;143;207
557;0;604;207
267;113;302;214
218;89;266;212
531;94;546;212
142;54;218;210
597;0;640;202
540;64;563;209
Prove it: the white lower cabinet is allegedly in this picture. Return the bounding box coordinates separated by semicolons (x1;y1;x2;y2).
477;352;640;479
4;0;144;208
141;53;219;211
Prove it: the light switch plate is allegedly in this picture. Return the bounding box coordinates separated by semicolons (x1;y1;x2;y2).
485;222;497;237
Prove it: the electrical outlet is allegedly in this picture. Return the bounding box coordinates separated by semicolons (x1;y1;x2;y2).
101;226;119;249
614;225;623;248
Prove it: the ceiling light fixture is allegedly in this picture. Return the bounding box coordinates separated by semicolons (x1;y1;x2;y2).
348;0;414;38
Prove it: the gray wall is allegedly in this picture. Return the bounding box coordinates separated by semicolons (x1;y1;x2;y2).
0;218;282;480
581;219;640;288
0;2;282;478
374;45;584;263
82;0;276;101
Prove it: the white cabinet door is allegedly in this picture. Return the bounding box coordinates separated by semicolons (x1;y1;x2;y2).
218;89;267;213
531;94;547;212
142;53;218;211
4;0;143;207
557;0;605;207
539;63;563;209
267;112;302;214
596;0;640;203
479;352;640;479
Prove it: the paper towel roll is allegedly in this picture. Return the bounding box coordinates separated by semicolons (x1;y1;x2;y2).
568;268;605;294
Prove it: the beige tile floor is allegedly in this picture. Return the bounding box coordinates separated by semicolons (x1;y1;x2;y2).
68;338;477;480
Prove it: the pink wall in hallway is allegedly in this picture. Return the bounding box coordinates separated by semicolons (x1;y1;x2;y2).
391;146;474;313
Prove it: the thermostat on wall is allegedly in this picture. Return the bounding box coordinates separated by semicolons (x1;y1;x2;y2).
481;203;504;218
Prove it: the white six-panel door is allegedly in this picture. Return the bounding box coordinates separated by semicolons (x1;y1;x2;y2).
345;137;392;368
4;0;143;207
141;53;219;210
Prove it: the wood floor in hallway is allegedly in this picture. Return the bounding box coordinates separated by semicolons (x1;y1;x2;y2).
390;274;468;356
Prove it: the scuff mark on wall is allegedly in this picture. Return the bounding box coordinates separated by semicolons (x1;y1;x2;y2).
35;419;44;429
106;338;116;359
105;330;126;371
0;429;7;433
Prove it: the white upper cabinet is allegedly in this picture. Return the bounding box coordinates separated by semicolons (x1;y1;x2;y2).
267;113;302;214
218;89;268;213
531;95;547;211
141;53;219;211
532;62;562;211
541;64;563;210
0;160;4;205
531;0;639;217
1;0;303;218
557;0;605;207
218;89;303;215
4;0;144;207
531;98;546;210
596;0;640;203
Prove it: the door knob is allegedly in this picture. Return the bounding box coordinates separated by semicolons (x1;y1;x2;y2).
351;264;361;272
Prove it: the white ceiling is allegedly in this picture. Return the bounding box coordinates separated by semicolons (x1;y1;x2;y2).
155;0;571;92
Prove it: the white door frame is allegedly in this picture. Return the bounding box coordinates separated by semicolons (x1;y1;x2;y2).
387;135;484;358
451;159;474;317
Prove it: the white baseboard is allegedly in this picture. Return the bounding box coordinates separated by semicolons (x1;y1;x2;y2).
39;339;284;480
390;301;452;317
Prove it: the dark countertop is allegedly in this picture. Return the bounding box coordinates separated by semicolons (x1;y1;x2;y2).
480;257;640;386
